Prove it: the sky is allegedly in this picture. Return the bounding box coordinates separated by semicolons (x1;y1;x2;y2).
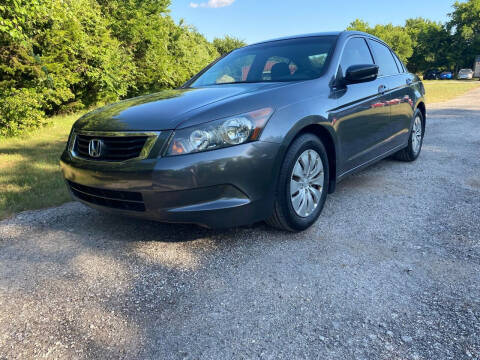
170;0;457;44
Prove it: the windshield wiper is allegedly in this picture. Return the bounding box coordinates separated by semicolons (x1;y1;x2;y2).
211;80;270;85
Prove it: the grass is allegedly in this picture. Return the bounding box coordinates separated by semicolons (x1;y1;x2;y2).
0;113;80;219
1;79;480;219
423;79;480;103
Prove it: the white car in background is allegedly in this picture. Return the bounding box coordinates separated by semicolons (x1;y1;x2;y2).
457;69;474;80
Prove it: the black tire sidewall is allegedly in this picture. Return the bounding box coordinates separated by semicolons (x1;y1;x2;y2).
407;109;425;160
278;134;329;231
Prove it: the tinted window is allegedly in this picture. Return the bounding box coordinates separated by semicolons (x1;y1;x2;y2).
368;40;399;76
190;36;336;87
339;37;373;76
391;51;405;73
262;56;298;81
202;54;255;84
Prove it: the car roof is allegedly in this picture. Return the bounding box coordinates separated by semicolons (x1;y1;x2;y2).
248;31;383;46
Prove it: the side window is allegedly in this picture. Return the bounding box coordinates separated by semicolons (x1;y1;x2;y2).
368;40;399;77
340;37;373;77
391;51;404;73
309;54;327;70
398;56;405;72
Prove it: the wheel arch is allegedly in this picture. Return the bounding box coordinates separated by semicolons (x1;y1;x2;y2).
416;101;426;130
285;122;338;194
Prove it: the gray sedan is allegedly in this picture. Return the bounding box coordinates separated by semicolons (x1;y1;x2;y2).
60;31;426;231
458;69;474;80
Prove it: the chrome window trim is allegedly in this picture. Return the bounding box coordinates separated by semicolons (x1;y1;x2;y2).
69;130;161;164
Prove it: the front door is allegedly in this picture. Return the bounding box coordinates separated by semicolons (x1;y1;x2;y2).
331;37;391;175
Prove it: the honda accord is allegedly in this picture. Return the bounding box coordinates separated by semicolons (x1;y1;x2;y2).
60;31;426;231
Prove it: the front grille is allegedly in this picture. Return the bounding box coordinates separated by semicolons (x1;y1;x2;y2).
68;181;146;212
74;134;149;161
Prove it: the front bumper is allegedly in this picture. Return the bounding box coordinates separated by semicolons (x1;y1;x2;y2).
60;141;282;228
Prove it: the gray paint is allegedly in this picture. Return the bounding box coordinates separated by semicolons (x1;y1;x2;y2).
60;31;426;228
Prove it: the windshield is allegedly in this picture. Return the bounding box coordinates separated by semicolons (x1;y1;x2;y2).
189;36;337;87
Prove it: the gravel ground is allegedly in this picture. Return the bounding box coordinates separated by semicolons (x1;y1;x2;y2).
1;89;479;360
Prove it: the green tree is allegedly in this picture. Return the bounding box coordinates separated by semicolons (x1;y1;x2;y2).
97;1;218;93
447;0;480;71
347;20;413;64
212;35;247;56
0;0;134;136
0;0;219;137
405;18;452;73
347;19;370;33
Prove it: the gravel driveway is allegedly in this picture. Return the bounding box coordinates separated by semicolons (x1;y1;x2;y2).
1;88;479;360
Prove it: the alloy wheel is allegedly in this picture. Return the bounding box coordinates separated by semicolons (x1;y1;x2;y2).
290;149;324;217
412;115;422;155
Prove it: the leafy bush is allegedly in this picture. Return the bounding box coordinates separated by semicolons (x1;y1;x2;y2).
0;0;220;137
0;88;47;137
348;0;480;73
213;35;247;56
347;20;413;64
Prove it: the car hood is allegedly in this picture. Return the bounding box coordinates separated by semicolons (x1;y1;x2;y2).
74;83;287;132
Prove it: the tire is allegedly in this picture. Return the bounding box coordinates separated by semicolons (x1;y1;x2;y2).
393;109;425;162
267;133;329;232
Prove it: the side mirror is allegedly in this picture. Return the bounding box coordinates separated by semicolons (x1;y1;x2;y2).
344;64;379;84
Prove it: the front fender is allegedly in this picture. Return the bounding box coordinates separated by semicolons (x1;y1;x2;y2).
260;97;340;188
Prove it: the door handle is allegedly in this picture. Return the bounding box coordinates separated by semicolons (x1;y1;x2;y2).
378;85;387;94
406;78;412;85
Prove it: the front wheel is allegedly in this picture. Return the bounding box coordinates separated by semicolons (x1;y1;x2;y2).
267;134;329;232
393;109;424;162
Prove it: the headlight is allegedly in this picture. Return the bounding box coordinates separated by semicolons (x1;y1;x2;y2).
166;107;274;156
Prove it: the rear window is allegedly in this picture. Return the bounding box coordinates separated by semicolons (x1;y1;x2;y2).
391;51;405;73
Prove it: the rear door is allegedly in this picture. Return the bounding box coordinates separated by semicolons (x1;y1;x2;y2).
390;49;415;147
368;40;414;150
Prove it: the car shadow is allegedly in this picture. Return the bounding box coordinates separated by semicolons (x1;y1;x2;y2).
0;129;437;358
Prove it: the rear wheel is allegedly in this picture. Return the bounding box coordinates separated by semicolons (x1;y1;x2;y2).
393;109;424;162
267;134;329;232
